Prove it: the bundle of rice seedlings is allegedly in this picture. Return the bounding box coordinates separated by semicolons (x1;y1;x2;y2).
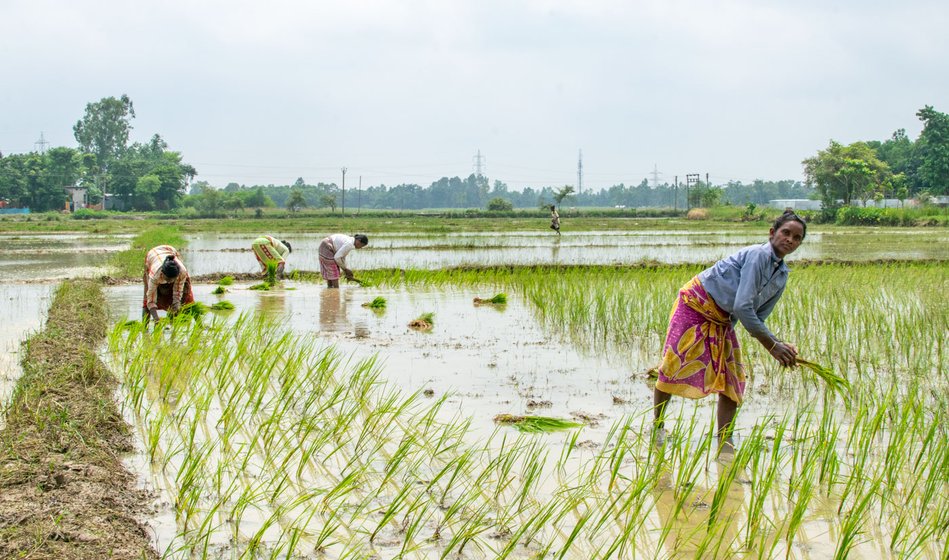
218;276;234;286
210;301;235;311
493;414;584;433
266;263;278;285
473;293;507;305
795;358;851;395
361;296;387;309
249;283;270;291
408;312;434;330
179;302;208;318
211;286;227;295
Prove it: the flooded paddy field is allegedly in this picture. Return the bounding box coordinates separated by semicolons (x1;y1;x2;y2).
1;224;947;559
180;229;949;274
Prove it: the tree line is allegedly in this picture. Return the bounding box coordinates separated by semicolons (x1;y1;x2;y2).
1;96;945;213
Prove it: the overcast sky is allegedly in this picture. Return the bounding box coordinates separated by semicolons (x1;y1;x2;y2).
2;0;947;190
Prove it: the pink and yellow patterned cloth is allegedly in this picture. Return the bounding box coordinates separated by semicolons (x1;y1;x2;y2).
655;277;747;404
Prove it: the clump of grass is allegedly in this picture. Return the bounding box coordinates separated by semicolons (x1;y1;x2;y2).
408;312;434;330
218;276;234;286
795;358;851;395
492;414;583;433
362;296;387;309
473;293;507;305
211;286;227;295
266;263;278;286
249;283;270;291
210;301;235;311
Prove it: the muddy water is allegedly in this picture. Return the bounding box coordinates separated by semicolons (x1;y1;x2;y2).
0;233;130;282
0;284;55;428
178;229;949;275
105;282;651;440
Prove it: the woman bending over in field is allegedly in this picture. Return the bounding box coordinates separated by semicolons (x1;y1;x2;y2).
653;210;806;454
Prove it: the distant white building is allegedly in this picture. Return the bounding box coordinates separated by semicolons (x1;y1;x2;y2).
768;199;822;211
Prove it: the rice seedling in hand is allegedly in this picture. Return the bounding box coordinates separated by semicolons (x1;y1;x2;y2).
492;414;583;433
408;312;434;331
361;296;387;309
179;302;208;319
795;358;851;395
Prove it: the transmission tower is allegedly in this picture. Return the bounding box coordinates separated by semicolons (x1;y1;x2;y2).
577;150;583;195
34;132;49;154
473;150;485;177
651;164;662;188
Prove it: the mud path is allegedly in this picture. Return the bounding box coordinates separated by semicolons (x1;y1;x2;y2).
0;280;156;559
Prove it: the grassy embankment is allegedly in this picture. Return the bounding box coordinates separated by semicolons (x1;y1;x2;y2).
0;280;157;559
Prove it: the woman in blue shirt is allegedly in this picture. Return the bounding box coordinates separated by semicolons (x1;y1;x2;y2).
653;210;807;454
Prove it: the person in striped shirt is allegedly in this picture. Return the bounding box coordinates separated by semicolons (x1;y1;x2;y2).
142;245;194;324
251;236;292;278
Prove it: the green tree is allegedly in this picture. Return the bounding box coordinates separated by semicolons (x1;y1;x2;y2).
246;187;269;208
914;105;949;195
319;193;337;212
553;185;575;205
287;190;307;212
803;141;891;206
487;197;513;211
73;94;135;173
198;187;223;216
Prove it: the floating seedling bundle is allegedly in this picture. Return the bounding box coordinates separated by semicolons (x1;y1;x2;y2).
493;414;583;433
408;312;434;330
362;296;387;309
473;293;507;305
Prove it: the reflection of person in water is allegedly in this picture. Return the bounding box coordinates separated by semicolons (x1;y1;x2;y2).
650;459;747;557
319;234;368;288
142;245;194;324
251;236;291;278
319;288;347;332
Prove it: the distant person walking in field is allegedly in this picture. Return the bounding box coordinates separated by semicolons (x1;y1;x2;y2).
319;233;368;288
549;205;561;235
143;245;194;324
251;236;291;278
652;210;806;455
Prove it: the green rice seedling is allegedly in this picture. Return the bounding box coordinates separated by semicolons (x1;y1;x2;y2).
266;262;278;285
218;275;234;286
212;286;227;295
178;301;208;319
795;357;851;395
361;296;387;309
210;301;235;311
249;282;270;290
492;414;584;433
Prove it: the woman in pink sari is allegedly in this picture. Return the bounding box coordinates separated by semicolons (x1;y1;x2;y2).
653;210;806;454
318;234;368;288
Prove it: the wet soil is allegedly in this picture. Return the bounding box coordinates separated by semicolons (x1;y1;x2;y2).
0;280;156;559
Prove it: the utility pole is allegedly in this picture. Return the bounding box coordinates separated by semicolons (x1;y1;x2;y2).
674;176;678;212
341;167;347;214
473;150;485;177
686;173;700;211
651;164;661;188
577;150;583;196
357;175;362;214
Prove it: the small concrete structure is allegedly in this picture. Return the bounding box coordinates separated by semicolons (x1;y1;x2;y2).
63;186;88;210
